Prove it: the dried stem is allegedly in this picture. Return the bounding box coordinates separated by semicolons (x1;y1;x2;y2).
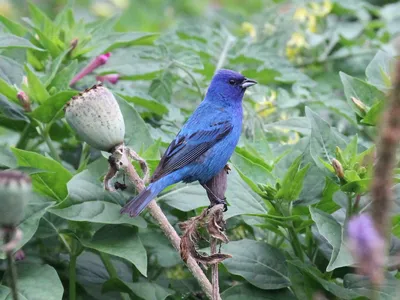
109;146;217;300
372;59;400;238
210;238;219;300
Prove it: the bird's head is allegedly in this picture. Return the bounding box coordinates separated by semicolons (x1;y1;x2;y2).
207;69;257;100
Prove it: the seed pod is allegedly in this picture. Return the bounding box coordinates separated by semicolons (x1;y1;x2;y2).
0;171;32;226
64;84;125;152
332;158;344;178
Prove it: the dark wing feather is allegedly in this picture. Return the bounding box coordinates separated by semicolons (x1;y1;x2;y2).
151;121;232;182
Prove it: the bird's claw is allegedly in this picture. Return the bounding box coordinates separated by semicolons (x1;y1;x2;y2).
208;197;228;212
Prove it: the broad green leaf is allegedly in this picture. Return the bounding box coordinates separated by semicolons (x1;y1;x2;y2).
288;260;359;299
149;71;173;103
341;178;371;194
118;91;168;116
309;207;354;271
30;91;77;123
0;145;17;168
0;94;29;121
0;78;18;101
222;239;290;290
230;151;274;185
102;278;174;300
0;195;53;259
365;50;394;92
0;33;44;51
305;107;346;171
50;201;146;228
265;117;311;135
81;225;147;276
44;49;71;86
0;286;27;300
139;230;180;268
159;168;268;218
28;3;60;40
339;72;385;117
276;155;310;202
14;264;63;300
0;55;24;87
343;273;400;300
11;148;72;201
117;96;153;151
24;65;50;103
361;100;384;126
221;284;296;300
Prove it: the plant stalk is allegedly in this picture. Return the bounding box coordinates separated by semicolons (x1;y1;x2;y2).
4;228;19;300
210;238;219;300
69;254;77;300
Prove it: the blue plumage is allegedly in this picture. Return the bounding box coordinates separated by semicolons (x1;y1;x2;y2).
121;69;257;217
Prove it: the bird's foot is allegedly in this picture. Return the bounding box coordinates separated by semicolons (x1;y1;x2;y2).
208;197;228;212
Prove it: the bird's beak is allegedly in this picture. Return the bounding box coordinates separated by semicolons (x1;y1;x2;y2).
241;78;257;89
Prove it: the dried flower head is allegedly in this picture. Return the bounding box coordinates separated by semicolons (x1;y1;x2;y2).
64;84;125;152
347;214;385;286
0;170;31;226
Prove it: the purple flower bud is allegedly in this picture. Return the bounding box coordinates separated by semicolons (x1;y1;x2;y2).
96;74;120;84
17;91;31;112
69;52;111;86
347;214;385;285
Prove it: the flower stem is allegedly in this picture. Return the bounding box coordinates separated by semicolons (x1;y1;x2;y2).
4;228;19;300
15;124;31;149
69;254;77;300
99;252;130;300
38;124;61;162
215;32;234;71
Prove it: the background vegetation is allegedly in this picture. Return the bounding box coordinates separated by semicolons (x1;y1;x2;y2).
0;0;400;299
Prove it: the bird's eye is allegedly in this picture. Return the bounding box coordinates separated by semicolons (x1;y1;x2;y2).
229;79;235;85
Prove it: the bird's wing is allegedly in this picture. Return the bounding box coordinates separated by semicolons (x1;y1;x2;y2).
150;120;232;182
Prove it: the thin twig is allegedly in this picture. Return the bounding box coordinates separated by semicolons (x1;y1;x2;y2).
116;149;218;300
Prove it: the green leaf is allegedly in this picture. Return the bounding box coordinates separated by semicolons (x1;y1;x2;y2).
265;117;311;135
0;195;52;259
50;201;146;228
117;96;154;151
44;48;71;86
48;60;78;91
0;15;27;36
221;284;296;300
343;273;400;300
13;264;63;300
28;2;60;40
276;155;310;202
288;260;359;299
11;148;72;201
365;50;394;92
0;286;27;300
0;33;44;51
159;168;268;219
222;239;290;290
30;91;77;123
81;225;147;276
149;71;174;103
306;107;347;171
24;65;50;103
118;91;168;116
102;278;174;300
0;55;24;89
361;100;384;126
339;72;385;117
0;94;29;121
309;207;354;271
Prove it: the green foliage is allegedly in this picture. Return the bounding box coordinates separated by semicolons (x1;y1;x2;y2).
1;0;400;299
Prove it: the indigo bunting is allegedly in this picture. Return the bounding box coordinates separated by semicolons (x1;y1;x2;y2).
121;69;257;217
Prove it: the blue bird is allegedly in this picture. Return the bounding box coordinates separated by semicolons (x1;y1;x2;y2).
121;69;257;217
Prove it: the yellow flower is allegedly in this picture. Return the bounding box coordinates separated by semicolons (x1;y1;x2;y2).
0;1;12;16
310;0;332;17
91;2;116;17
256;92;277;117
307;15;317;33
241;22;257;39
110;0;129;9
293;7;308;22
287;32;307;48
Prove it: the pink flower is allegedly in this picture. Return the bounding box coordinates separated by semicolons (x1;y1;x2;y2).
17;91;31;112
96;74;120;84
69;52;111;86
347;214;385;285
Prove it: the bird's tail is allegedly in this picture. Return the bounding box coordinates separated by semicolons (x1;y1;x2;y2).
120;180;166;217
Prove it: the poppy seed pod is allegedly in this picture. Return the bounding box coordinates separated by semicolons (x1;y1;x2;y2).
65;84;125;152
0;171;31;227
